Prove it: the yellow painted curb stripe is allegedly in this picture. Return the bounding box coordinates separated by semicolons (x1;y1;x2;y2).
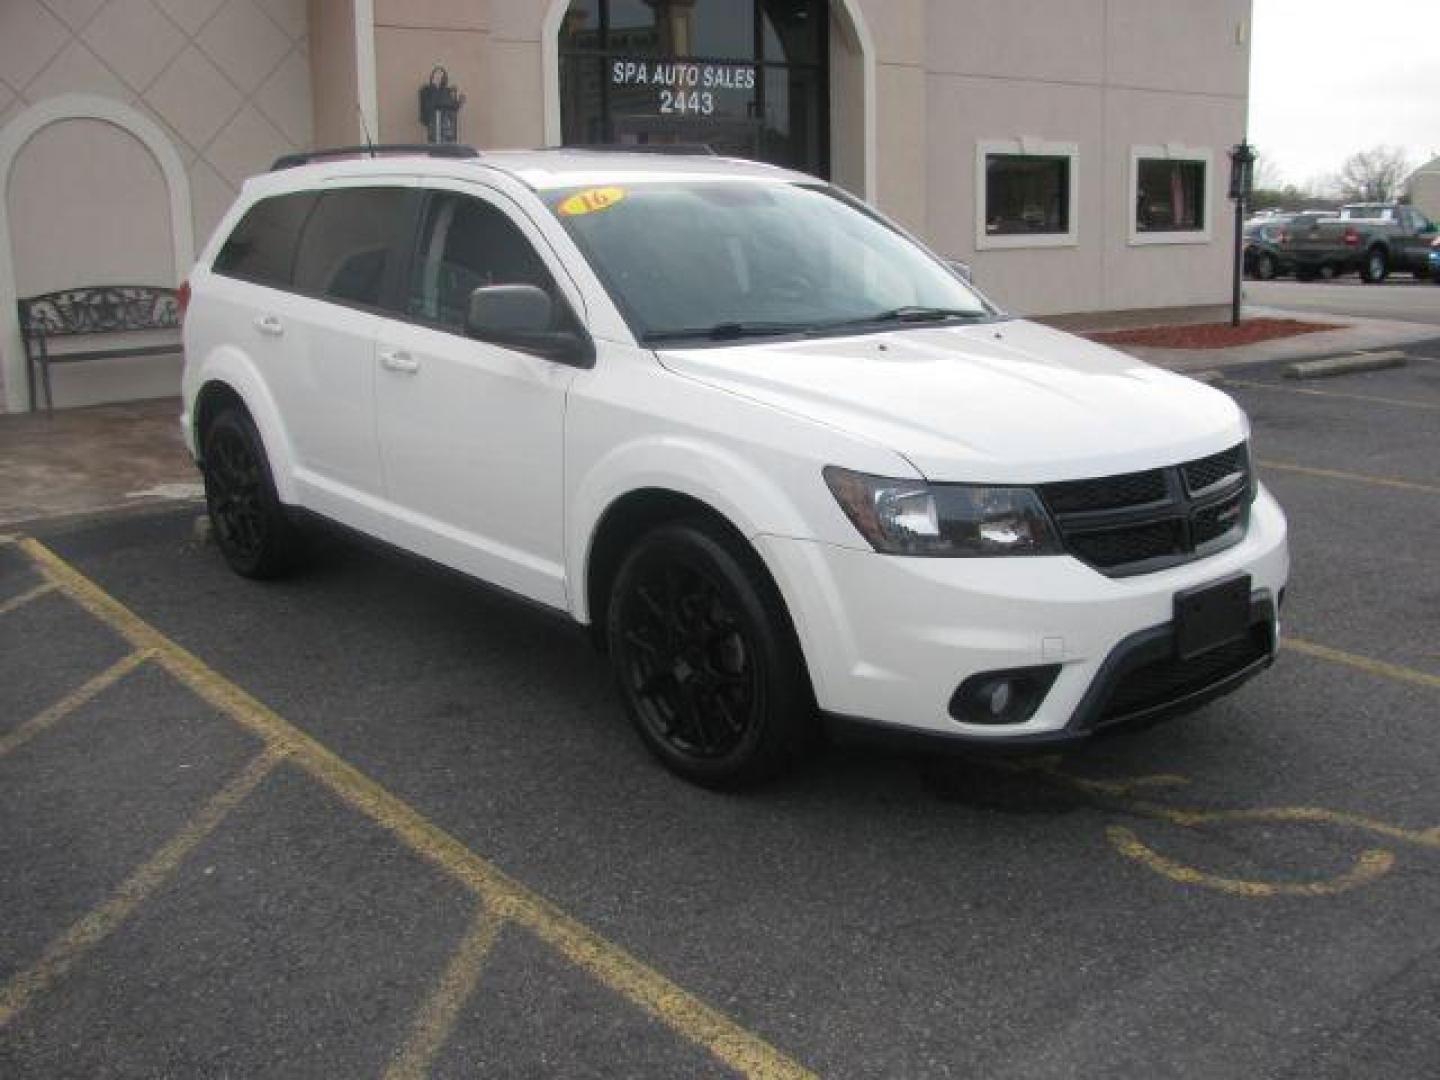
1107;826;1395;898
0;581;56;616
18;538;815;1080
1283;637;1440;692
384;905;508;1080
0;745;286;1028
0;648;153;759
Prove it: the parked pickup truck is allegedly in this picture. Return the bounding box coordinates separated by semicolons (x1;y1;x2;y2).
1284;203;1437;282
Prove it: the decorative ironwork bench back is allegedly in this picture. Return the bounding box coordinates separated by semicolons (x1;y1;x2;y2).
18;286;180;338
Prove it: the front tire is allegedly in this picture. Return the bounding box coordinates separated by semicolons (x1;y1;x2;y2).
1255;253;1277;280
606;520;814;789
1359;248;1388;284
201;407;304;579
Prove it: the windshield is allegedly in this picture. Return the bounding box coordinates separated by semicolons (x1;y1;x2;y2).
544;181;994;343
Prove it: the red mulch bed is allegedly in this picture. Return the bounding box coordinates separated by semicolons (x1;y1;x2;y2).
1086;318;1347;349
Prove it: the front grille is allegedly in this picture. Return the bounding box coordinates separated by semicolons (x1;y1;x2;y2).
1041;469;1167;514
1099;624;1271;725
1039;443;1252;576
1183;444;1247;495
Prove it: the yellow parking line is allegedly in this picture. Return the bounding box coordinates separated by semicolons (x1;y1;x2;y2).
18;537;815;1080
0;581;56;616
1283;637;1440;692
0;649;153;759
1257;460;1440;495
1224;378;1440;411
384;905;508;1080
1107;826;1395;898
0;744;286;1028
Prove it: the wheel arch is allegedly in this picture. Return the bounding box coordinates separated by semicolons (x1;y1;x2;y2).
190;352;298;504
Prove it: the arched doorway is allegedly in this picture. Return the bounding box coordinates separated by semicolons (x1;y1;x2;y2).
543;0;873;194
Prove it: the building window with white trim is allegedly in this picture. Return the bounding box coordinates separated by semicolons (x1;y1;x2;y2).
1130;146;1212;244
975;140;1078;250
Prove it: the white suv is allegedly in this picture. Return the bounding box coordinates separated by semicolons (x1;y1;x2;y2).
181;145;1289;787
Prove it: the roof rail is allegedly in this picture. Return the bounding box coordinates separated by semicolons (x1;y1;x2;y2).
270;144;480;170
549;143;719;157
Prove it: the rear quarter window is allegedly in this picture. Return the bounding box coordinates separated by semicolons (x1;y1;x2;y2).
213;192;319;288
292;187;409;308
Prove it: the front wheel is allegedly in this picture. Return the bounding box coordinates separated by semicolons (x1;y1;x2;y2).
606;521;814;789
202;407;304;579
1359;248;1388;284
1255;253;1277;280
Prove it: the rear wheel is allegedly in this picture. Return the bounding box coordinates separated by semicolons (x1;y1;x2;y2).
607;520;813;789
201;407;304;579
1359;247;1389;284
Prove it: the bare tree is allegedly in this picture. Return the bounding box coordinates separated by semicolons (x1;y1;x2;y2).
1333;145;1412;203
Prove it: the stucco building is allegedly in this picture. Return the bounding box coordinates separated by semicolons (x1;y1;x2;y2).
1;0;1253;411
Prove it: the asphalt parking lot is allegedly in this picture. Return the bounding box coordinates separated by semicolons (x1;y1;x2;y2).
3;342;1439;1078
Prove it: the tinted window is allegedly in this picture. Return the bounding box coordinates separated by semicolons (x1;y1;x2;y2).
406;194;566;333
1136;159;1206;232
292;187;409;307
985;154;1071;235
213;192;318;287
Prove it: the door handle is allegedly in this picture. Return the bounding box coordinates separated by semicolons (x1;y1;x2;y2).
253;314;284;337
379;348;420;374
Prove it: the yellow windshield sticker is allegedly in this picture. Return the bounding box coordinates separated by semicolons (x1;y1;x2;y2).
558;186;627;217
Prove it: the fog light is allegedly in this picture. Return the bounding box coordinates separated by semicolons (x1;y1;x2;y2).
948;665;1060;726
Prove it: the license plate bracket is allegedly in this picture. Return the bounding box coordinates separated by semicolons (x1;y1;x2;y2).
1174;573;1252;660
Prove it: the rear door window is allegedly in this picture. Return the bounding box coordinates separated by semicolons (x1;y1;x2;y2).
213;192;318;288
292;187;410;309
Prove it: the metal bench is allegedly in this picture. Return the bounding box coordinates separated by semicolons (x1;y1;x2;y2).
17;285;181;413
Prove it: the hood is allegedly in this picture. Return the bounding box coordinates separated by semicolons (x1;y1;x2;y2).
656;319;1248;483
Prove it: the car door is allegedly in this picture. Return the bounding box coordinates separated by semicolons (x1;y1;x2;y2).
264;182;411;506
373;184;584;609
1396;208;1436;272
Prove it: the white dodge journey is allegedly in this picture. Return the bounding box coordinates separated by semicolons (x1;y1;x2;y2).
181;145;1289;787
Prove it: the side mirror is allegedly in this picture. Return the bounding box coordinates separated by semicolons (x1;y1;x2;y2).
946;259;974;284
465;284;593;367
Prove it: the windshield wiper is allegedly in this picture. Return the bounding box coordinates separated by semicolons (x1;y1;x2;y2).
642;321;813;343
819;306;985;331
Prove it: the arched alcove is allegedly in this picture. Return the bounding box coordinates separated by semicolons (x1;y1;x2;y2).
0;94;193;411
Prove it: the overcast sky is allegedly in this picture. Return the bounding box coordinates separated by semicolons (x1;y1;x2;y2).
1249;0;1440;189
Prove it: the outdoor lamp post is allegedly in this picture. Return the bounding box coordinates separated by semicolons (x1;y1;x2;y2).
420;66;464;144
1228;140;1256;327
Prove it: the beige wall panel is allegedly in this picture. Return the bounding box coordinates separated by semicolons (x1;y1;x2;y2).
925;73;1104;317
8;118;181;407
1101;86;1244;311
1411;174;1440;219
374;26;491;145
489;0;546;42
855;0;924;65
1107;0;1250;98
376;0;489;32
925;0;1104;84
309;0;359;146
484;39;546;148
874;63;926;233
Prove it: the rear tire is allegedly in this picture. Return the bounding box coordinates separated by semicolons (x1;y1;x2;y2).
1359;248;1388;284
606;520;814;789
201;407;305;579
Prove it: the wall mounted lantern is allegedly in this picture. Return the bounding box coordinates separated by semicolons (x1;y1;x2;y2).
420;66;464;144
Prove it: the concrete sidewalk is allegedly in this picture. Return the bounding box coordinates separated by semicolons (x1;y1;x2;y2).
1078;306;1440;373
1;308;1435;528
0;397;198;527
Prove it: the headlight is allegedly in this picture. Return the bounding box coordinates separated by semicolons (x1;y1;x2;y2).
823;467;1062;556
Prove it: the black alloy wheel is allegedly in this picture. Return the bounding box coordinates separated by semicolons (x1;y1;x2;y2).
607;521;812;788
202;407;303;578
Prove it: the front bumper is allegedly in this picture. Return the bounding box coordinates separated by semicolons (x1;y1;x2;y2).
757;486;1289;743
